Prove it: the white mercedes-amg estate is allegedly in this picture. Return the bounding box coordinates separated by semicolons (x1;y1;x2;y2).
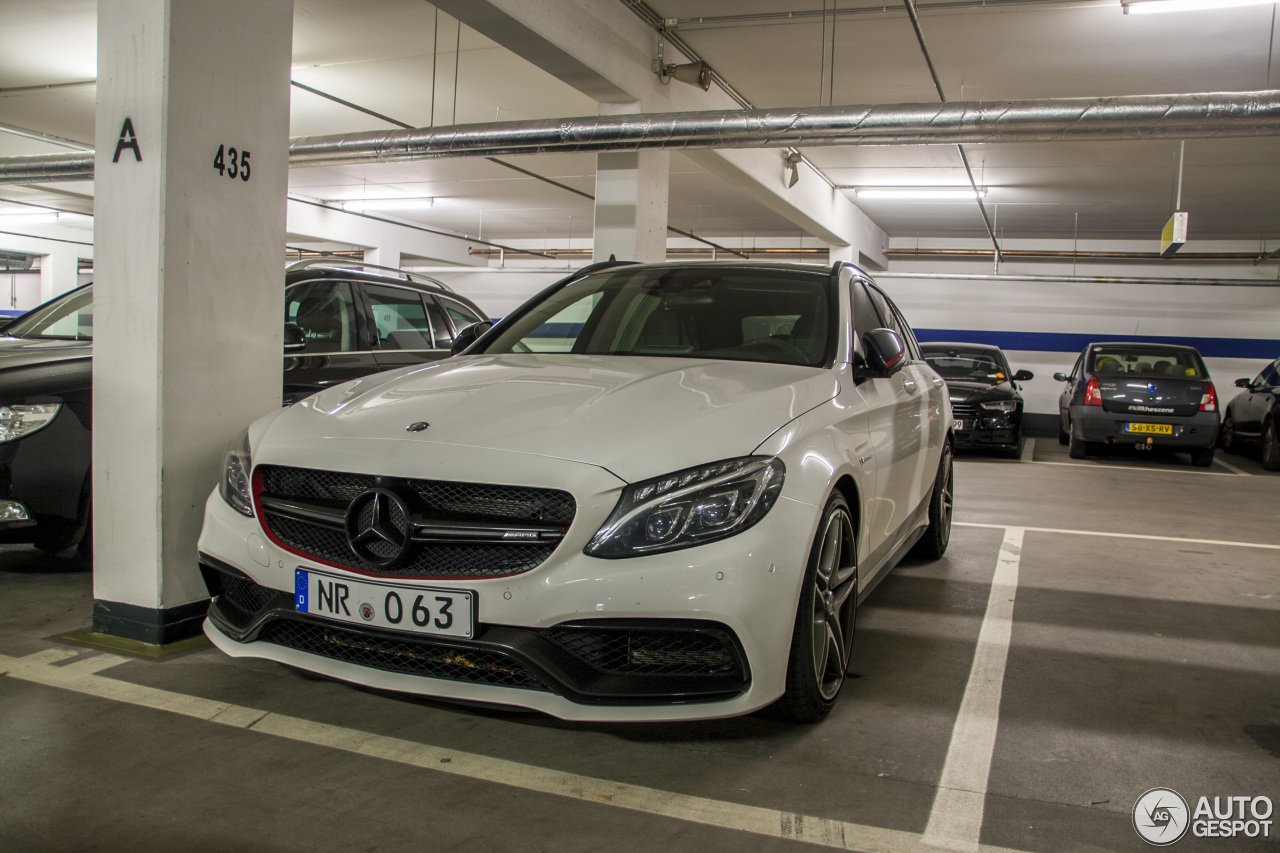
198;261;954;722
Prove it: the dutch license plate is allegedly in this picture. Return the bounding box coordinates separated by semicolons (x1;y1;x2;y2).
295;568;475;639
1124;422;1173;435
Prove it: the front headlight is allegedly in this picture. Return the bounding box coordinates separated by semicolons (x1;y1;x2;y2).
218;430;254;517
0;403;62;443
980;400;1018;413
585;456;785;558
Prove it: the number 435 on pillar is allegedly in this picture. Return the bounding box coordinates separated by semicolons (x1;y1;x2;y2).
213;144;252;182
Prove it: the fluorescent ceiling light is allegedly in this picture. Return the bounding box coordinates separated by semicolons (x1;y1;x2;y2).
1123;0;1275;13
339;198;435;212
852;188;988;200
0;211;59;224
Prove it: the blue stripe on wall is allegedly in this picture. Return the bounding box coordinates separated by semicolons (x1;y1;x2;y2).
0;310;23;318
914;329;1279;360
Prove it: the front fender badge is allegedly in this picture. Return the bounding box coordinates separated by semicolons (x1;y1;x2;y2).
406;421;430;432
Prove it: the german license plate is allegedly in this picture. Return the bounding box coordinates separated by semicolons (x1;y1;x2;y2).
295;568;475;639
954;420;965;431
1124;422;1173;435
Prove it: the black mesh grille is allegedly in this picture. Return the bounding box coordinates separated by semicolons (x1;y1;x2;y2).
257;617;550;692
221;573;281;615
259;466;575;524
546;625;742;678
257;465;575;579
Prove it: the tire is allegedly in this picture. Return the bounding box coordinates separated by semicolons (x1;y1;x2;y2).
1068;423;1087;459
1263;419;1280;472
913;442;954;560
1220;414;1237;454
1190;446;1215;468
776;492;859;723
1002;432;1023;460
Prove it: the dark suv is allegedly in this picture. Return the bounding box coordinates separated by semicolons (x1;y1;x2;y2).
0;260;488;559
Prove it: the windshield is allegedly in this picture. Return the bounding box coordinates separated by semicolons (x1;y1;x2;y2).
1088;345;1206;379
481;267;835;368
5;286;93;340
922;347;1009;385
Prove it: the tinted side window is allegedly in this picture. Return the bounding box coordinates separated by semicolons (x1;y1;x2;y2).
286;280;357;354
366;285;439;351
440;297;484;331
850;280;881;341
424;298;452;348
1256;360;1280;387
866;284;921;360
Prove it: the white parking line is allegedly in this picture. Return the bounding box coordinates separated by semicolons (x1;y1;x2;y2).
1020;460;1239;477
923;527;1024;853
954;521;1280;551
1019;438;1035;463
1213;457;1250;476
1;649;1027;853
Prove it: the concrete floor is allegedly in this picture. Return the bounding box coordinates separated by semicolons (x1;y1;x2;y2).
1;439;1277;852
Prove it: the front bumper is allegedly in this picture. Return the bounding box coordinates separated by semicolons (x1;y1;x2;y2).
197;475;821;722
0;400;90;549
1070;406;1218;449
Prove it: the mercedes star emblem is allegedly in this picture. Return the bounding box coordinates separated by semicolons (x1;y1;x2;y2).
344;488;412;568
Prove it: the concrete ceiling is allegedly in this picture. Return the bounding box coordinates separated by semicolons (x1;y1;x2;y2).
1;0;1278;247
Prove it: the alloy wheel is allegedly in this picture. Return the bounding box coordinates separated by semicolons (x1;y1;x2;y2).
810;508;858;701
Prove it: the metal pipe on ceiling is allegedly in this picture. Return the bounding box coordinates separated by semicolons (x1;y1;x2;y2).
273;89;1280;165
3;90;1280;182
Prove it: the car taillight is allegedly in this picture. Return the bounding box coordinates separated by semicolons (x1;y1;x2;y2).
1199;382;1217;412
1084;376;1102;406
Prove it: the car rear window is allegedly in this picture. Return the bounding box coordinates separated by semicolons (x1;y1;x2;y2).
1087;345;1207;378
922;348;1009;385
482;267;835;368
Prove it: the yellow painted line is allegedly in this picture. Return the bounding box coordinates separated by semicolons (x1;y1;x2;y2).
0;649;1029;853
954;521;1280;551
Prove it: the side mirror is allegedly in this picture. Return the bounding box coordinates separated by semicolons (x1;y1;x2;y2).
1235;377;1252;388
284;323;306;353
862;328;907;376
1013;369;1034;382
1053;372;1069;382
451;320;494;356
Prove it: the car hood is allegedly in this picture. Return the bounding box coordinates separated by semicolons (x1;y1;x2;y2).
946;379;1021;403
278;353;840;482
0;336;92;369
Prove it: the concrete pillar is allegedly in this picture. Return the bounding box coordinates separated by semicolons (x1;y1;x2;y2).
592;105;669;263
363;237;402;270
39;247;80;302
91;0;293;645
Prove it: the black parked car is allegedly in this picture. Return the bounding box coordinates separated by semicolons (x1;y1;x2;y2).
1054;341;1219;467
0;259;488;560
1221;355;1280;470
921;342;1032;458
